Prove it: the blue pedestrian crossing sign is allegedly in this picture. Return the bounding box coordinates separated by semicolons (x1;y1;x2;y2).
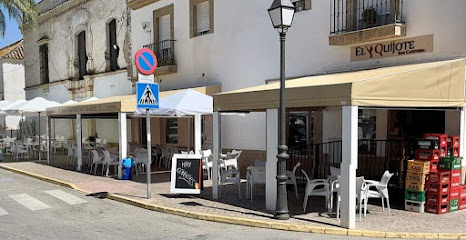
136;82;159;109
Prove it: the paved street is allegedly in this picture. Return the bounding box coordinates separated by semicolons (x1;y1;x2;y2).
0;169;409;240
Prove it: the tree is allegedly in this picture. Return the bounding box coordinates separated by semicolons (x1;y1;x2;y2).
0;0;39;38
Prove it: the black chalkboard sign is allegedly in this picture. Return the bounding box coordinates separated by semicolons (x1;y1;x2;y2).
170;154;203;194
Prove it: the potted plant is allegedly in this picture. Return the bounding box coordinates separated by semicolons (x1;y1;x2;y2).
362;7;377;26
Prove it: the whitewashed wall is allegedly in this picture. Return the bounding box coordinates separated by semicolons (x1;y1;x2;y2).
128;0;466;150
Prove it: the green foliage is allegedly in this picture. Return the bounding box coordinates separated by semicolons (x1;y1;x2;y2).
0;0;39;38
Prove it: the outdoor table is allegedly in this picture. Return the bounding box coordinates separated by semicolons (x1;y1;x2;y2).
24;142;40;159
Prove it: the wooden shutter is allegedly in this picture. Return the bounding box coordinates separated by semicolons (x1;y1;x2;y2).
196;2;210;35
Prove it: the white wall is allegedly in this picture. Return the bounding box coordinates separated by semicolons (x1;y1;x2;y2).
95;119;132;144
322;107;342;143
93;71;132;98
133;0;466;150
1;59;25;101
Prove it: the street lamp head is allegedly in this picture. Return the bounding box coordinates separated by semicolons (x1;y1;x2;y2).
268;0;295;33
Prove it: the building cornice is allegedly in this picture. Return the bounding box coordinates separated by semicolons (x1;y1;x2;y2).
23;0;88;33
127;0;160;10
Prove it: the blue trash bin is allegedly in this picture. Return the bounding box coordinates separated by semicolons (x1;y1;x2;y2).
122;158;134;180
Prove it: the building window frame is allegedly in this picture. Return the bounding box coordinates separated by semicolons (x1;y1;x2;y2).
107;19;119;72
77;31;88;80
190;0;214;38
39;43;49;85
291;0;311;12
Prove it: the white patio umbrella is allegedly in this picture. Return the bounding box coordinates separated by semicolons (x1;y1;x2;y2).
3;97;60;162
0;100;27;137
81;97;99;103
62;100;77;105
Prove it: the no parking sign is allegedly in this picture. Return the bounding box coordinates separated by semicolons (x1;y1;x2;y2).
135;48;158;75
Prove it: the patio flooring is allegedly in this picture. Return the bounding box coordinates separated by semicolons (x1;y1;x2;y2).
1;153;465;235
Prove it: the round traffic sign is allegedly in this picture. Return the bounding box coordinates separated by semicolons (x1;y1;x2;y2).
135;48;158;75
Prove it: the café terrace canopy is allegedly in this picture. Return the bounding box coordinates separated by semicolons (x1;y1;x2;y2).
214;59;466;112
46;85;222;117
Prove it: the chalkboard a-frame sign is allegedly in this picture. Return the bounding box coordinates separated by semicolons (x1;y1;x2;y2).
170;154;203;194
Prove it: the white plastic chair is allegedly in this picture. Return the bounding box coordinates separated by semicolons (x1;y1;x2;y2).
224;152;240;170
102;150;119;177
134;148;148;175
302;169;330;212
286;162;301;199
12;142;28;160
220;170;241;198
160;147;171;168
365;170;394;215
248;166;266;202
200;149;213;180
66;143;75;167
336;176;368;221
90;150;104;175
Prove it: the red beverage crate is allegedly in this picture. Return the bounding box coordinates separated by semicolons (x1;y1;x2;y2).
427;182;449;194
426;203;449;214
424;133;448;147
460;197;466;210
461;185;466;198
428;171;450;184
450;187;461;199
447;136;460;147
451;170;462;188
415;149;441;161
430;159;440;173
441;146;448;157
447;146;460;157
426;192;449;205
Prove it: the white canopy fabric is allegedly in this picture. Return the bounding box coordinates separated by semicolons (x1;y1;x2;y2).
135;89;213;116
62;100;77;105
3;97;60;116
0;100;27;114
81;97;99;103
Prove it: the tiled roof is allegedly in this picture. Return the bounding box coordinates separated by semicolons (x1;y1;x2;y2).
0;40;24;60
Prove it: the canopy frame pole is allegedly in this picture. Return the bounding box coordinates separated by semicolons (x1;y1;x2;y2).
146;110;152;199
187;116;191;152
76;114;82;171
266;109;278;211
46;116;51;165
460;108;465;167
212;112;221;199
118;112;127;179
340;105;358;229
194;114;201;155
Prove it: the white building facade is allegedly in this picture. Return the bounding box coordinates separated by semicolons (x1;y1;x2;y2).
128;0;466;166
22;0;134;142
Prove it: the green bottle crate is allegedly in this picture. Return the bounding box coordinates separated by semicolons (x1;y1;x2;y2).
449;199;459;212
405;189;426;202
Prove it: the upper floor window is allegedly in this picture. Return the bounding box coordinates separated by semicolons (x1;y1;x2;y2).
190;0;214;38
39;44;49;84
77;31;87;80
108;19;119;71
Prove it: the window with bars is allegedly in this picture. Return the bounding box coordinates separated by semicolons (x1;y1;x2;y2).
39;44;49;84
196;2;210;35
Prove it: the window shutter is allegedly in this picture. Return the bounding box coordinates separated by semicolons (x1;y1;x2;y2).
158;14;171;42
196;2;210;35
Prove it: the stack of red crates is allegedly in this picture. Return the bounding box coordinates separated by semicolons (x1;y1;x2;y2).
460;185;466;210
422;134;449;214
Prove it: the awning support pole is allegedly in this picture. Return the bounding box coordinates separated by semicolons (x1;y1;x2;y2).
187;116;191;151
194;114;202;155
266;109;278;211
76;114;82;171
460;108;465;167
46;116;51;165
340;105;358;229
118;112;127;179
212;112;221;199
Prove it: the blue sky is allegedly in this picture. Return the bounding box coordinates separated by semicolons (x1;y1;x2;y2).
0;0;41;48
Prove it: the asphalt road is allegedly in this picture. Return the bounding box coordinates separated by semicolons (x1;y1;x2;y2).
0;169;408;240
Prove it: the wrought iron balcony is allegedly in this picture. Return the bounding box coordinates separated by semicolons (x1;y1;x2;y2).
330;0;404;34
143;40;176;68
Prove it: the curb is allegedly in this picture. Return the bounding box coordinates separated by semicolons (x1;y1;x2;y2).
1;164;465;239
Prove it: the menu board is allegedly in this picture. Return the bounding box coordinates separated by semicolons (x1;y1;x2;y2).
170;154;203;194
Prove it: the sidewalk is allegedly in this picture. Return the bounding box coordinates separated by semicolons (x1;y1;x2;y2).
1;160;465;239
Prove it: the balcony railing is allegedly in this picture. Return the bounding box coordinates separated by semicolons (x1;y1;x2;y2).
143;39;176;67
330;0;404;34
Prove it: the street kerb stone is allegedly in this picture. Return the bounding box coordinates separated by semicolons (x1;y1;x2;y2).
438;233;462;239
324;228;348;236
399;232;431;239
361;230;386;238
270;222;291;231
288;224;313;233
347;229;363;236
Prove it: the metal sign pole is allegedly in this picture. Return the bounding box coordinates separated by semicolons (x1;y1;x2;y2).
146;109;152;199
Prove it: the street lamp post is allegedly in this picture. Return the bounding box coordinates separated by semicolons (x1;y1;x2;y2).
268;0;295;220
